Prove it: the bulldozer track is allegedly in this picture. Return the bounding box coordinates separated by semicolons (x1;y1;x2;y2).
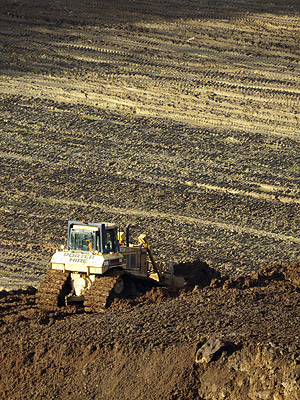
36;269;71;310
84;275;120;313
83;273;160;313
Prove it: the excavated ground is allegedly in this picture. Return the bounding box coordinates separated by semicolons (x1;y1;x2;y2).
1;0;300;398
1;262;300;399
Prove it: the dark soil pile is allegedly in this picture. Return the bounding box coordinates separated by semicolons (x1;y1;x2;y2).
0;262;300;399
173;259;221;288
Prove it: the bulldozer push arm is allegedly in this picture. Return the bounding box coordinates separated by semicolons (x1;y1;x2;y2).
138;234;162;282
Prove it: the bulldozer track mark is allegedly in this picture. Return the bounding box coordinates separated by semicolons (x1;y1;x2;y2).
1;78;298;139
55;42;130;57
9;190;300;245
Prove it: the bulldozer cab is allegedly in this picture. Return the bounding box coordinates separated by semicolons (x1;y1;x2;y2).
67;221;118;254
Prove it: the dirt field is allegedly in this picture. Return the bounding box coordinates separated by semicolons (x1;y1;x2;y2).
1;0;300;398
1;0;300;290
1;262;300;399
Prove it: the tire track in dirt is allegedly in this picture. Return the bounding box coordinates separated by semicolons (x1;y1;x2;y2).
5;190;299;245
1;75;299;139
1;147;300;205
1;8;299;141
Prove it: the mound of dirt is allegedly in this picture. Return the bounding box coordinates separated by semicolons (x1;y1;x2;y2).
173;259;221;288
140;286;171;302
220;261;300;290
1;262;300;399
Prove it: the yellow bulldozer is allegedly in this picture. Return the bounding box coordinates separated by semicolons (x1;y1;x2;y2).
36;220;217;312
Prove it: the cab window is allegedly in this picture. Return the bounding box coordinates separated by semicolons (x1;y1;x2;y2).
103;229;117;253
70;229;95;252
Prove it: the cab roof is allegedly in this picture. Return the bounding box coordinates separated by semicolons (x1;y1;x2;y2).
68;220;117;230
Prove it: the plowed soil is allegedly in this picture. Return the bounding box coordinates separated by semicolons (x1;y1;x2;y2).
1;0;300;290
1;0;300;398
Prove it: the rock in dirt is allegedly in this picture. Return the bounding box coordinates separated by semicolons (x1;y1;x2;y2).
195;337;226;364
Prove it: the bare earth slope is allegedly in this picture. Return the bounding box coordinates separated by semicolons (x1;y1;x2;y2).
0;0;300;289
1;262;300;399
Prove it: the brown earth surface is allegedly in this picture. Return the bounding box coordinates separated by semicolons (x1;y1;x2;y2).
1;262;300;399
1;0;300;398
0;0;300;290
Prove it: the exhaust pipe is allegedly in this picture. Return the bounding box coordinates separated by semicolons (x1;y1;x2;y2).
126;224;131;247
